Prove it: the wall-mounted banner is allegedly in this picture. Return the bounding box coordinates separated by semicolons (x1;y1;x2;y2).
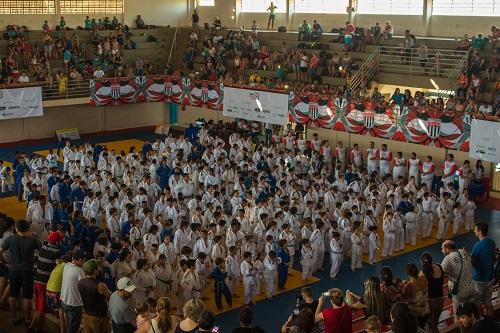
0;86;43;120
223;86;289;125
469;119;500;163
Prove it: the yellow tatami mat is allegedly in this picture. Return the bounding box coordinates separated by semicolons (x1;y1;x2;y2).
34;139;146;161
0;196;27;220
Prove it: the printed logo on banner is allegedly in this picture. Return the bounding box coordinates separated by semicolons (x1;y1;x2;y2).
309;102;319;120
427;118;441;139
111;83;120;100
201;87;209;103
364;110;375;129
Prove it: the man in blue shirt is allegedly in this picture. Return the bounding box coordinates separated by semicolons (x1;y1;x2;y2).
471;222;496;317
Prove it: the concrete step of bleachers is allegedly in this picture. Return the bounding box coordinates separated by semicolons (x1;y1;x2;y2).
246;68;348;86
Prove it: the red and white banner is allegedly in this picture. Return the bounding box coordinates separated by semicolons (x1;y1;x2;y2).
90;76;222;110
90;77;475;151
290;94;471;152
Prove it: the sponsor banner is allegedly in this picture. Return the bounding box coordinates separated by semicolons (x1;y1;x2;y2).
469;119;500;163
0;86;43;120
223;86;289;125
55;128;80;141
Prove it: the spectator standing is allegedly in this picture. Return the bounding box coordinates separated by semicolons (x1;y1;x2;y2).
420;253;444;333
134;297;180;333
267;2;277;30
471;222;496;317
441;240;476;324
0;219;42;326
192;9;200;32
177;299;206;333
61;248;85;333
78;259;112;333
18;71;30;83
404;30;416;65
402;263;429;329
232;307;265;333
46;254;72;333
109;277;137;333
136;15;146;29
390;302;424;333
31;231;62;331
314;288;352;333
379;266;404;315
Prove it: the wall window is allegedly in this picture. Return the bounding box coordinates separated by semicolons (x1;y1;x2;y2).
432;0;500;16
356;0;424;15
240;0;286;13
294;0;348;13
0;0;56;14
60;0;124;14
196;0;215;6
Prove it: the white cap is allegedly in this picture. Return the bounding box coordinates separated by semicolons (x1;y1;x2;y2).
116;277;136;293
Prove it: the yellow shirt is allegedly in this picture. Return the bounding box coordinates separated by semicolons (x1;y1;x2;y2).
46;262;65;292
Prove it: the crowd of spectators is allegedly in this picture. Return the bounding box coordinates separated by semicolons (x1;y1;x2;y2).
0;15;160;94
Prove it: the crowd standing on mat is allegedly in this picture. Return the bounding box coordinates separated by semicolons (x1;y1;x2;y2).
0;118;497;333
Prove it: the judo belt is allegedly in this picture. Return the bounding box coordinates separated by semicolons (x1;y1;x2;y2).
331;251;343;254
156;277;171;286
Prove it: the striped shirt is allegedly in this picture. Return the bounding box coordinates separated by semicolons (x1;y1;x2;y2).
441;249;475;300
34;243;61;284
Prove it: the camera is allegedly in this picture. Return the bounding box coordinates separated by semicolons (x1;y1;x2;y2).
322;292;330;297
293;308;300;316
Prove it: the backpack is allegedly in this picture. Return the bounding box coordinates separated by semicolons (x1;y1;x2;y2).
278;26;287;33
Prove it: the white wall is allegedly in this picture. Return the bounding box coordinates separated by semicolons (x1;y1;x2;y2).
124;0;188;28
193;0;498;37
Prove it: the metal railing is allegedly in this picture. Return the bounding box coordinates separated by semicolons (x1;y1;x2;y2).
436;53;468;99
376;46;468;77
167;26;180;66
347;47;379;95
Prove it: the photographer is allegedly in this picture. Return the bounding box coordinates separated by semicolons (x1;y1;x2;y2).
295;287;318;312
314;288;352;333
281;308;320;333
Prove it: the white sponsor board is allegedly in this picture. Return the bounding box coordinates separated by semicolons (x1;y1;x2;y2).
469;119;500;163
0;86;44;120
223;86;289;125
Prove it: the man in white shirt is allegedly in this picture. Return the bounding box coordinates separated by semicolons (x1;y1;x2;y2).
60;249;86;333
93;66;105;79
18;71;30;83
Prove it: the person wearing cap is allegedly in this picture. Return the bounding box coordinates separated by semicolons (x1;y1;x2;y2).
456;301;500;333
109;277;137;333
78;259;111;333
60;248;85;333
31;231;62;331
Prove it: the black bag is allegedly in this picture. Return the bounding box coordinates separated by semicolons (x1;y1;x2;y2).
331;28;341;33
278;26;287;33
317;43;330;50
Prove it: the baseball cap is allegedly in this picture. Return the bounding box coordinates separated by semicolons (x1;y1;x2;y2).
117;277;136;293
47;231;62;244
82;259;102;274
72;248;85;261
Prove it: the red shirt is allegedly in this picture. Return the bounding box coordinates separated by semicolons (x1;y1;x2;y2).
322;305;353;333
